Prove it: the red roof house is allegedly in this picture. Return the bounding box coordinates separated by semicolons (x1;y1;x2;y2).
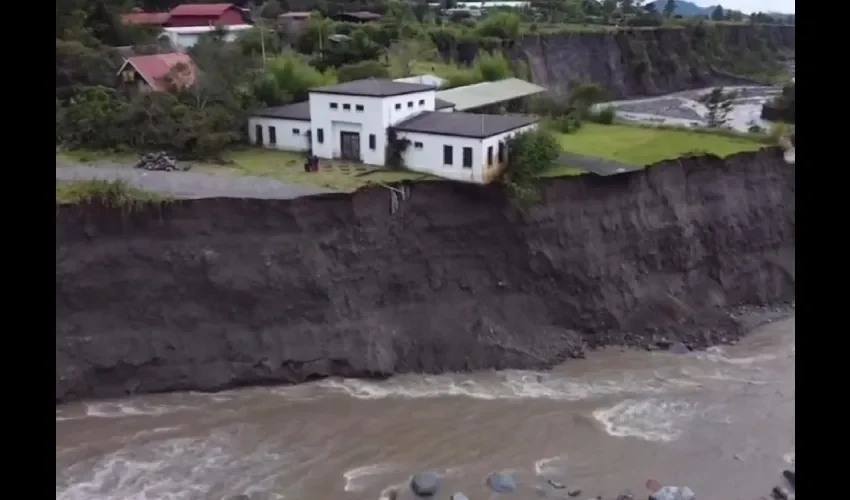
116;53;198;92
166;3;247;27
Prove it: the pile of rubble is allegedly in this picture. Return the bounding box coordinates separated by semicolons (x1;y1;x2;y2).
135;151;188;172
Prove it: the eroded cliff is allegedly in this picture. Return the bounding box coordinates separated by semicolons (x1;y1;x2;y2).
56;148;795;404
513;24;796;98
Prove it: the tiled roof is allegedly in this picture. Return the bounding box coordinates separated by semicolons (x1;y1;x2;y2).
120;12;170;25
311;78;435;97
169;3;235;16
393;111;539;139
251;101;311;121
122;53;198;92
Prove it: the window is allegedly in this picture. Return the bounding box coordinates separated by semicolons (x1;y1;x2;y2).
487;146;493;166
330;103;338;109
497;141;505;163
369;134;376;150
418;99;425;106
293;128;300;135
316;128;324;144
343;103;351;110
268;126;277;145
407;101;413;108
414;141;423;149
462;147;473;168
395;103;401;110
355;104;364;111
443;145;453;165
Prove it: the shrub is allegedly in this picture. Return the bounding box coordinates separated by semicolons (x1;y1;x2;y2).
503;129;561;206
587;106;616;124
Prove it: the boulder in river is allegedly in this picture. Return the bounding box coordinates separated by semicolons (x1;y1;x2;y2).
486;471;518;493
782;469;795;487
410;471;440;497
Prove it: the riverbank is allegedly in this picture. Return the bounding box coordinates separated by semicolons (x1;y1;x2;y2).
56;148;795;404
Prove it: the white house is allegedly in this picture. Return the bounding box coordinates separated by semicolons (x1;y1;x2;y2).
159;24;253;50
248;78;540;184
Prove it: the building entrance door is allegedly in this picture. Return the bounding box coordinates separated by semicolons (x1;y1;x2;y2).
340;131;361;161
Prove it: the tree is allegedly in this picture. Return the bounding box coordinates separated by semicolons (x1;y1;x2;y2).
663;0;676;17
387;38;436;77
710;5;724;21
337;60;389;82
705;87;734;128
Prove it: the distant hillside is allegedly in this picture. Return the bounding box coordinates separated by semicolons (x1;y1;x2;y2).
646;0;713;16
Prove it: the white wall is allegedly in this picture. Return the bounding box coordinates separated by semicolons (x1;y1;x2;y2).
160;26;248;49
398;123;538;184
248;117;311;152
308;90;436;165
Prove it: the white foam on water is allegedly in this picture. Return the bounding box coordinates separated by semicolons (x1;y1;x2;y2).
314;370;698;402
534;455;568;477
679;367;767;385
695;347;781;366
56;430;290;500
83;401;196;419
343;464;399;492
592;398;698;443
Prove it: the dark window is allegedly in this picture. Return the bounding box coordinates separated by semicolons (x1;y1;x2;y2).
395;103;401;110
418;99;425;106
462;147;473;168
369;134;376;150
443;145;453;165
293;128;300;135
414;141;423;149
355;104;364;111
487;146;493;166
330;103;338;109
497;141;505;163
317;128;324;144
343;103;351;110
268;126;277;145
407;101;413;108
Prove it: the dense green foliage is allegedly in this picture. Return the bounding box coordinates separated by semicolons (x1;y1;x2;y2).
503;129;561;205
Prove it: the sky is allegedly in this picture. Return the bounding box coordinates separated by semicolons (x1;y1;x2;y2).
691;0;795;13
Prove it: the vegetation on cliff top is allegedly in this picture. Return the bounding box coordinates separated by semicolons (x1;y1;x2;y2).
56;179;171;207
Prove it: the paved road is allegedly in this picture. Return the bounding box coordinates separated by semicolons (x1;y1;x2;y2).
556;151;642;176
56;164;338;200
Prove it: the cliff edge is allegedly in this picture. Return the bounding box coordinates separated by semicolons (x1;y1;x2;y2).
56;148;795;404
513;24;795;97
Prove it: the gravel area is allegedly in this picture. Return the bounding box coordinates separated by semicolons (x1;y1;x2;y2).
595;85;784;133
56;163;339;200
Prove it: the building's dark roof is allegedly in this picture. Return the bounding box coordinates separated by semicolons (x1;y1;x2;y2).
311;78;435;97
435;98;455;110
251;101;311;121
393;112;540;139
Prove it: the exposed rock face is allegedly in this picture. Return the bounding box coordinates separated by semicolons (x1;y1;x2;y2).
513;25;796;98
56;149;795;404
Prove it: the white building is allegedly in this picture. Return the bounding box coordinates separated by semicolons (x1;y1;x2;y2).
159;24;253;50
248;78;540;184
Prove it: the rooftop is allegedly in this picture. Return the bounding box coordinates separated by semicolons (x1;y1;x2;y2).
119;53;198;92
311;78;435;97
120;12;170;25
436;78;547;111
252;101;311;121
169;3;237;16
393;111;540;139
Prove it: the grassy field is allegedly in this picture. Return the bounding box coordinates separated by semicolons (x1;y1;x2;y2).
56;179;168;205
555;123;768;167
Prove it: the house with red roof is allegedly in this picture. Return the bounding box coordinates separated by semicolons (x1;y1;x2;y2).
166;3;247;27
119;4;250;28
116;53;198;93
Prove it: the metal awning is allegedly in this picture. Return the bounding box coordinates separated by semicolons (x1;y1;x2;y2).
435;78;546;111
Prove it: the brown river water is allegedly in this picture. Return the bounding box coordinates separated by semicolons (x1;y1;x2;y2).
56;317;795;500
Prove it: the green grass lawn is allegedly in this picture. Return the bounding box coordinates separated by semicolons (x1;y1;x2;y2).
556;123;768;167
